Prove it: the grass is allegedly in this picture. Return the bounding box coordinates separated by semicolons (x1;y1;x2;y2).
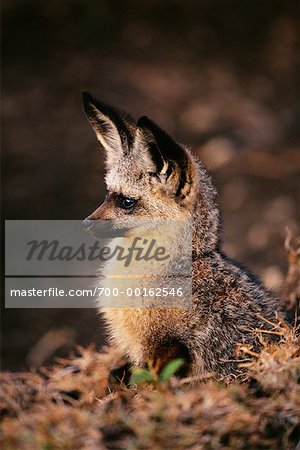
130;358;185;385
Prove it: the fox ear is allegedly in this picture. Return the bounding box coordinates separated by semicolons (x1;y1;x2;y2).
137;116;193;200
137;116;189;175
82;92;136;166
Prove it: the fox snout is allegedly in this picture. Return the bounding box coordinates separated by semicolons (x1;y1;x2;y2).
87;201;110;221
83;201;131;238
83;200;111;235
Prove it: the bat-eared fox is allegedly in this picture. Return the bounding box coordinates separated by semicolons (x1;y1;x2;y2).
82;92;282;380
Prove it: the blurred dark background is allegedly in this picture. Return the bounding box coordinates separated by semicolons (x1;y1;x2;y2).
2;0;300;370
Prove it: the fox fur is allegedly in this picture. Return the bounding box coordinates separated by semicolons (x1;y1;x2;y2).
82;92;281;379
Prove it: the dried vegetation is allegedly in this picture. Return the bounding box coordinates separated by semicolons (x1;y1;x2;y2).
1;237;299;450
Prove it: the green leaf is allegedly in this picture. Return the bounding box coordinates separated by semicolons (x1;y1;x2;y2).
159;358;185;382
130;368;156;385
42;444;53;450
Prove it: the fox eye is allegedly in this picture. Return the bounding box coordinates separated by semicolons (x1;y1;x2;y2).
118;196;137;209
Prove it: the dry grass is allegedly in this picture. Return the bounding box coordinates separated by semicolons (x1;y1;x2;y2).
1;237;299;450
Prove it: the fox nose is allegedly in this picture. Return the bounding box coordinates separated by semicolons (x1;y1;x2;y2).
82;217;94;231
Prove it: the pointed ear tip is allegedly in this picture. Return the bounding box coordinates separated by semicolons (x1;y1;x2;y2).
81;93;110;114
137;116;151;127
82;91;93;103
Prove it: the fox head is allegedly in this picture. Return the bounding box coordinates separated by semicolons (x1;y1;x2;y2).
82;92;220;253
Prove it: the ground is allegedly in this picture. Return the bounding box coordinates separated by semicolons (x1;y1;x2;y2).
1;236;299;449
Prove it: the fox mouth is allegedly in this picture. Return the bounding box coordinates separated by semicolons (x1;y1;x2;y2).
82;218;131;238
82;218;160;239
